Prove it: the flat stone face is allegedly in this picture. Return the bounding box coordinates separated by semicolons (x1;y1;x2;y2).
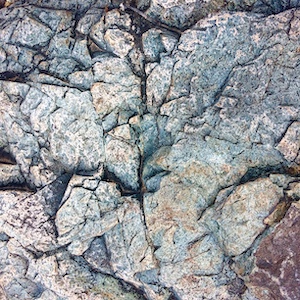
214;178;283;256
248;202;300;300
1;1;300;300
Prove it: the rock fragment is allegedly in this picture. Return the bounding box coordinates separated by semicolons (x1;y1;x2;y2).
0;174;69;254
0;82;105;187
276;121;300;163
0;163;24;187
105;135;140;191
55;177;122;255
90;9;134;58
209;178;283;256
248;202;300;300
91;57;141;122
11;16;53;48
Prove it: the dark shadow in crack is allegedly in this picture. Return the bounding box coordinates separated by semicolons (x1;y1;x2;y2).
0;148;17;165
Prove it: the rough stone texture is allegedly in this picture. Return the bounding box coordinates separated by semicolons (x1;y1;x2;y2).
143;0;300;29
0;0;300;299
276;121;300;163
205;178;284;256
248;202;300;300
91;57;141;122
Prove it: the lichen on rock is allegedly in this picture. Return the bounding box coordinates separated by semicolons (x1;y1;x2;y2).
1;0;300;299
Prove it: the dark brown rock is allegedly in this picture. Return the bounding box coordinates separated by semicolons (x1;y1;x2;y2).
248;202;300;300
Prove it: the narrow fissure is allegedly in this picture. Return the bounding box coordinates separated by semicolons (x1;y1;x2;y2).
75;253;148;299
123;2;161;266
102;166;138;196
239;164;286;184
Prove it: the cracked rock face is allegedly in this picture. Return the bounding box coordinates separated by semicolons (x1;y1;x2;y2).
1;0;300;299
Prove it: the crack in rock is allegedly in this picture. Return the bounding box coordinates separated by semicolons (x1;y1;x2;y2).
1;1;300;299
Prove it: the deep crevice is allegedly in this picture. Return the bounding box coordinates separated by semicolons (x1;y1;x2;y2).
35;243;71;259
102;166;138;196
0;71;29;82
0;149;17;165
239;163;286;184
0;184;35;192
167;287;182;300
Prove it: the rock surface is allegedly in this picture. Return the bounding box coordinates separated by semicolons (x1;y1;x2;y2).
0;0;300;299
248;201;300;300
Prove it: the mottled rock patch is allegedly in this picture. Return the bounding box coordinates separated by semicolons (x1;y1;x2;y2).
0;1;300;299
248;202;300;300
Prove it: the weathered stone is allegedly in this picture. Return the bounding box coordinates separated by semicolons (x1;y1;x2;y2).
205;178;283;256
11;16;53;48
144;173;225;297
263;201;291;226
47;32;73;59
144;0;226;29
286;181;300;200
90;9;134;58
76;7;104;35
56;178;122;254
105;135;140;191
0;237;145;300
72;39;92;68
142;29;168;62
144;0;300;30
1;2;300;299
48;89;105;172
109;124;133;140
68;69;94;90
83;236;112;274
0;82;106;187
276;121;300;163
104;197;156;282
144;136;250;204
146;57;174;113
247;202;300;300
0;174;70;253
0;163;24;186
91;57;141;120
